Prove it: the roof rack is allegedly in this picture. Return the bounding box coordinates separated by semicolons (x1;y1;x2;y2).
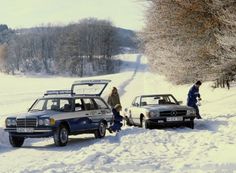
44;90;74;96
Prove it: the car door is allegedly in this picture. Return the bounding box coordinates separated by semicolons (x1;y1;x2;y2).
82;98;101;130
93;98;113;123
69;98;91;132
129;96;141;125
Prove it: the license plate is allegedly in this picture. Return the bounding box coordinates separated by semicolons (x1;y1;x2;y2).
17;128;34;133
166;117;183;122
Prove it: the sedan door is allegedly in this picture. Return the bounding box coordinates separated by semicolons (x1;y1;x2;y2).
129;97;142;125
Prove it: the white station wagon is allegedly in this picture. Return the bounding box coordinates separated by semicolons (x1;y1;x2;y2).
5;80;113;147
124;94;196;129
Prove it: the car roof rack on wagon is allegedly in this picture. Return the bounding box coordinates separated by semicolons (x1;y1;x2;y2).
43;90;75;98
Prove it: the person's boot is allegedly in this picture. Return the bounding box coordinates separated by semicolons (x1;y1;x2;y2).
196;115;202;119
107;127;113;133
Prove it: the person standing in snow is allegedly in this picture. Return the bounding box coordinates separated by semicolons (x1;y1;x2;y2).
187;81;202;119
108;104;123;133
107;87;121;108
226;79;230;90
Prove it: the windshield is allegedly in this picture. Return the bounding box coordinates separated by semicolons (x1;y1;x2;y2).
29;98;73;112
140;95;177;106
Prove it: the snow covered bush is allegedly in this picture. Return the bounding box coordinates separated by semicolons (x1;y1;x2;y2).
141;0;236;84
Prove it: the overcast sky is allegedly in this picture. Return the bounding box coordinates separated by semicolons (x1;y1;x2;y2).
1;0;148;31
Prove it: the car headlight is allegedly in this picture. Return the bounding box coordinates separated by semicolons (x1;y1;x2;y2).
38;118;55;126
44;119;50;126
187;109;196;115
38;119;44;126
6;119;12;126
147;111;159;118
6;119;16;127
11;119;16;126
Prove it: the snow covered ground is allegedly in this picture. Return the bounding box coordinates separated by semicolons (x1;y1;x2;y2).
0;54;236;173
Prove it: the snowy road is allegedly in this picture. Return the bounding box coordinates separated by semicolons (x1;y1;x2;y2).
0;54;236;173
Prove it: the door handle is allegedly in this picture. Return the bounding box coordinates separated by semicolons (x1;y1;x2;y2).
85;113;89;116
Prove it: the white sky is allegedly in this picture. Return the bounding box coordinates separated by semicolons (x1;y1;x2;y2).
0;0;148;31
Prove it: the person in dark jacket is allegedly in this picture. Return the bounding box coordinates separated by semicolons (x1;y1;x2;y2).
107;87;121;108
108;104;123;133
187;81;202;119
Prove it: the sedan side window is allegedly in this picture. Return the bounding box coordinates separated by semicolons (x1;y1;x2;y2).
132;97;140;107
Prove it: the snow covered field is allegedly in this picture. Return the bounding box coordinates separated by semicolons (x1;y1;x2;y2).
0;54;236;173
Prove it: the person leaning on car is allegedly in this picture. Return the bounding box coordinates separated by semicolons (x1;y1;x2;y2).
107;87;121;108
187;81;202;119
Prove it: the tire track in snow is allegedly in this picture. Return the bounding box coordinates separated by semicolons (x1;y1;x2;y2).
118;54;143;98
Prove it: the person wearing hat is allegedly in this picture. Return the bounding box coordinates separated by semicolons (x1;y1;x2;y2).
187;81;202;119
107;87;121;108
108;104;123;133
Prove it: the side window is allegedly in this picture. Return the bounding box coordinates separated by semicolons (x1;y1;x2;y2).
94;98;108;109
44;99;72;111
75;99;84;111
83;98;96;110
132;97;140;107
60;99;70;109
46;99;59;110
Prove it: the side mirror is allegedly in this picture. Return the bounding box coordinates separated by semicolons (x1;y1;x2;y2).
135;103;139;107
178;101;183;105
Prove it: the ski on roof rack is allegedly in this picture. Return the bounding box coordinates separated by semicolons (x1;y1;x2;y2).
44;90;74;96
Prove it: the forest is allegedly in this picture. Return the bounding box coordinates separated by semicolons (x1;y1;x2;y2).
0;18;138;76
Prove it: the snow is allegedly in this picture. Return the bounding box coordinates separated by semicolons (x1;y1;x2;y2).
0;54;236;173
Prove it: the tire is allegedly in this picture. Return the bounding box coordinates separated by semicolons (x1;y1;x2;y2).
186;121;194;129
53;125;69;147
95;121;107;138
9;134;24;147
141;117;149;129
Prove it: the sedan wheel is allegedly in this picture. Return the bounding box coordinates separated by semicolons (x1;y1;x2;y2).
186;120;194;129
95;122;107;138
9;135;24;147
141;117;148;129
60;128;69;144
54;125;69;147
